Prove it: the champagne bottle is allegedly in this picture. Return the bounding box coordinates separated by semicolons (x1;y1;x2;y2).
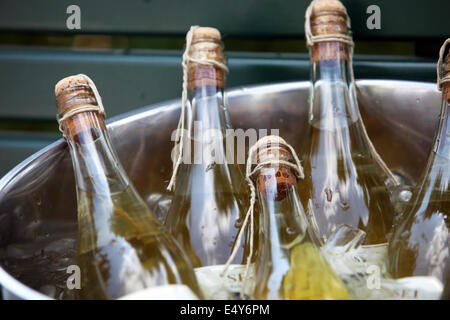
55;74;202;299
298;0;395;245
251;135;349;300
165;27;249;273
388;44;450;286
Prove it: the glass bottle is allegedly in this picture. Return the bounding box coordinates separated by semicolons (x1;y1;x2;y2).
298;0;395;245
251;136;349;300
56;74;202;299
388;50;450;286
165;27;249;269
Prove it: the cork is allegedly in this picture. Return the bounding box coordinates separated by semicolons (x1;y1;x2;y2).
309;0;350;62
254;136;298;201
55;74;91;97
188;27;226;89
311;0;346;16
192;27;221;42
55;74;100;116
55;74;104;138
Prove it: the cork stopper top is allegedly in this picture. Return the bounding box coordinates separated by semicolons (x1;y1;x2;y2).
187;27;227;89
55;74;91;97
306;0;351;62
55;74;104;124
309;0;349;37
253;136;299;200
254;135;287;151
254;136;295;168
192;27;221;42
311;0;346;16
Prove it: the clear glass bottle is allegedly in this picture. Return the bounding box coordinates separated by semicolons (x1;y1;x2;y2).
56;74;202;299
388;51;450;286
165;28;249;268
298;0;395;245
251;136;349;300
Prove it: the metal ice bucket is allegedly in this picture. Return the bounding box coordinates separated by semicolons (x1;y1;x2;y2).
0;80;442;299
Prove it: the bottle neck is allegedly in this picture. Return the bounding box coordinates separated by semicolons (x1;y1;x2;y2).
256;166;313;255
183;77;233;166
63;111;130;196
186;38;229;139
188;83;230;134
309;44;359;130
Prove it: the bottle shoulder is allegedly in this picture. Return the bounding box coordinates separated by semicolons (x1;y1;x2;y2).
389;154;450;281
400;152;450;222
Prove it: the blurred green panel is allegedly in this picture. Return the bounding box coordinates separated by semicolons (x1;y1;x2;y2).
0;0;448;39
0;48;436;121
0;131;59;178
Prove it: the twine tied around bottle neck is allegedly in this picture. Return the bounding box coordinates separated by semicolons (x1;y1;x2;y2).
220;135;304;297
305;0;355;82
56;74;106;134
167;26;229;191
305;0;354;48
437;38;450;91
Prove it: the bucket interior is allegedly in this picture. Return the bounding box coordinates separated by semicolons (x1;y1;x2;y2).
0;80;441;299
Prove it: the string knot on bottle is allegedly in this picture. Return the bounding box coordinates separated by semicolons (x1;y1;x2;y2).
55;74;106;134
305;0;354;50
167;26;229;191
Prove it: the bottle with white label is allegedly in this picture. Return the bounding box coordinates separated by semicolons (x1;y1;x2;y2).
298;0;395;245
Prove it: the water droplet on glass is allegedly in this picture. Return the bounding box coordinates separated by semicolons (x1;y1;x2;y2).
206;163;215;172
340;201;350;210
286;227;296;235
325;188;333;202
